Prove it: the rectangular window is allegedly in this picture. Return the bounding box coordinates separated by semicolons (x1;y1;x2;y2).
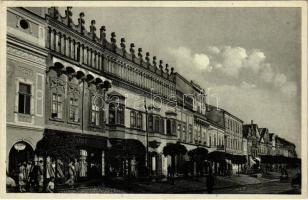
182;123;186;141
172;120;177;136
159;118;164;134
166;119;172;135
154;116;160;133
118;105;125;125
137;112;142;129
148;114;153;132
177;123;182;138
51;93;62;119
188;124;193;143
18;83;31;114
130;111;136;128
109;103;125;125
109;104;116;125
69;98;79;122
91;100;100;126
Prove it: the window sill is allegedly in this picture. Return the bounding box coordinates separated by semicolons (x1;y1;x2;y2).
89;124;102;129
107;124;125;128
49;117;64;122
68;121;80;125
15;112;34;116
129;127;144;131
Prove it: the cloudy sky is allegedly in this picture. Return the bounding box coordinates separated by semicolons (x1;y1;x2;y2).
61;7;301;153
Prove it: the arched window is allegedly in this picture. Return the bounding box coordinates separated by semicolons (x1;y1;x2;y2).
108;92;125;126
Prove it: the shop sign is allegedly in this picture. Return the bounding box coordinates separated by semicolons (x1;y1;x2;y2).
80;149;87;156
14;142;26;151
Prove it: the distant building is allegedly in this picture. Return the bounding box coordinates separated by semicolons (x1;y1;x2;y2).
275;136;297;158
243;121;261;167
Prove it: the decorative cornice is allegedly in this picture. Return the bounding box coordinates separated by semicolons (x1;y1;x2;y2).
7;46;46;66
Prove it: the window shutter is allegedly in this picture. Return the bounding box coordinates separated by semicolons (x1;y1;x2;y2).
36;73;44;116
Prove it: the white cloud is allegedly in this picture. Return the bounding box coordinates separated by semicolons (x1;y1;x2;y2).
167;46;212;74
193;53;211;71
167;46;297;99
219;46;247;77
244;50;266;73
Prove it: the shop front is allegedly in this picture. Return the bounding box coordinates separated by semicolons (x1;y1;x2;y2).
35;129;108;182
106;138;146;178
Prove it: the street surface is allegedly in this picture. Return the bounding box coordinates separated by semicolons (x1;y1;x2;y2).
58;175;300;194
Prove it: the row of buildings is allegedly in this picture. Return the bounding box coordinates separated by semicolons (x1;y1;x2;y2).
6;7;298;179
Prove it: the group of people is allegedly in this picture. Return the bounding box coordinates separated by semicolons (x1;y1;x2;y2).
16;161;45;192
12;158;88;193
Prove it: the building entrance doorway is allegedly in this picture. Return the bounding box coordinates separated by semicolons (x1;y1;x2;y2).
8;141;34;179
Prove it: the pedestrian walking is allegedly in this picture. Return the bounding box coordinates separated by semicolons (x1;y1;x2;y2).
56;159;65;182
167;165;174;185
25;161;32;191
167;165;171;182
18;163;26;192
206;169;215;194
65;161;75;187
74;158;80;182
37;160;44;192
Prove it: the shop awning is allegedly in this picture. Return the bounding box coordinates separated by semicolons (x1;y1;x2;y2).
108;138;146;157
36;129;108;161
207;151;232;162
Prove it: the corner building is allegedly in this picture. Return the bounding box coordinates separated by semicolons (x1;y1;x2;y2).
6;7;48;177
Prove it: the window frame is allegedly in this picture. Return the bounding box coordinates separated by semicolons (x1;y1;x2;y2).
51;92;63;119
18;83;31;115
108;102;125;126
69;97;79;123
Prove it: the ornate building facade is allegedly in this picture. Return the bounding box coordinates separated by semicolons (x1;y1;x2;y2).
9;7;299;181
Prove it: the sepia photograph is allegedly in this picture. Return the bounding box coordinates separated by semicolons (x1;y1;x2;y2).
1;1;307;198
